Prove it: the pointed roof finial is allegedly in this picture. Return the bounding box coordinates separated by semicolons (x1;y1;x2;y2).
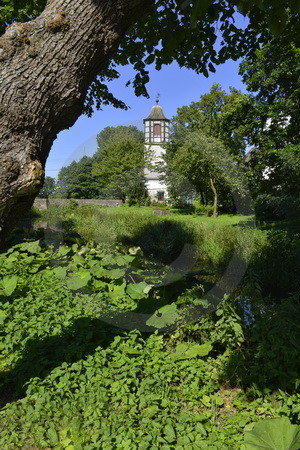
156;93;160;104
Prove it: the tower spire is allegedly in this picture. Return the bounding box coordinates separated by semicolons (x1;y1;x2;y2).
156;93;160;104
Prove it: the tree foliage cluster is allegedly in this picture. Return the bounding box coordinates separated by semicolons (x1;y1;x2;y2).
46;126;148;204
163;84;251;216
163;10;300;215
1;0;299;115
92;126;147;203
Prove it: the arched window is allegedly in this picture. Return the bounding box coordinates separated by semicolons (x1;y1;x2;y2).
153;123;161;136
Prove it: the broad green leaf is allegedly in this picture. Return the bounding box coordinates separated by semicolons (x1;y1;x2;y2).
93;279;107;291
53;267;67;280
243;417;300;450
66;272;90;290
2;276;18;296
90;265;111;278
108;268;126;279
57;246;71;256
101;255;118;266
164;424;176;442
77;269;92;281
143;284;153;294
109;282;126;298
126;281;150;300
213;395;224;406
146;303;180;329
72;254;85;266
114;255;134;266
47;427;58;445
20;240;41;254
172;342;212;359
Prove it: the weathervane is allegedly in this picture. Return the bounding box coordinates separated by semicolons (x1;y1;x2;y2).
156;93;160;104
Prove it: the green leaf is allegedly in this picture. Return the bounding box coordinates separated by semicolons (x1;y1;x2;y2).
109;267;126;279
2;276;18;296
53;267;67;280
0;309;7;325
243;417;300;450
57;246;71;256
91;265;111;278
126;281;150;300
20;240;41;254
201;394;211;407
109;282;126;298
164;424;176;442
47;427;59;445
142;405;159;418
101;255;118;266
172;342;212;359
213;395;224;406
146;303;180;329
66;272;90;290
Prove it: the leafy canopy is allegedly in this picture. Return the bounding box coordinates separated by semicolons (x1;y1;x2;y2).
92;126;147;201
170;83;250;156
56;156;101;199
239;12;300;149
164;130;249;215
1;1;299;114
38;175;56;198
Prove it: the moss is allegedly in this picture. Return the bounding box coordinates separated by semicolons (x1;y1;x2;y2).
47;12;69;32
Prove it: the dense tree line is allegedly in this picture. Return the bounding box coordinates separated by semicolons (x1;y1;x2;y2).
161;17;300;216
43;126;148;204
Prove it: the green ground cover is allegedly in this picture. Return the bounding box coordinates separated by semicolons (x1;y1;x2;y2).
0;206;299;448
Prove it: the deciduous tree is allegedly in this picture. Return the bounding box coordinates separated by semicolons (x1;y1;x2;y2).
170;84;250;157
55;156;101;199
239;13;300;149
165;131;247;216
92;126;146;202
37;175;56;198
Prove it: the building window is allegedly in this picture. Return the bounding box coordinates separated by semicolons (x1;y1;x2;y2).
157;191;165;201
153;123;161;136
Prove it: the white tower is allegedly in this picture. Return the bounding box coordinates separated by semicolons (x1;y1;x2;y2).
143;99;170;200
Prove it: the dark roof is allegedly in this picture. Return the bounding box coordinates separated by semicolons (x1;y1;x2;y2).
144;105;169;121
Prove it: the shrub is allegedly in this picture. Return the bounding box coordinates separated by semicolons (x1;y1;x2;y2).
193;199;213;216
255;194;300;221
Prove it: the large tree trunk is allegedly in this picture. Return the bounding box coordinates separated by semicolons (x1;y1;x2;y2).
0;0;152;247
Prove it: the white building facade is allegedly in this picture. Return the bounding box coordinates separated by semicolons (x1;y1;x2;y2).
143;103;170;200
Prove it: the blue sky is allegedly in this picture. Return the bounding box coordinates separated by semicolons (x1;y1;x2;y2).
46;14;249;178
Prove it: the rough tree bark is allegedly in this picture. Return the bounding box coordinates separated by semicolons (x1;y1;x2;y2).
0;0;152;247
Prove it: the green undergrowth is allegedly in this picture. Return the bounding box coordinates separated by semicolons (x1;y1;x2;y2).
0;237;299;448
27;205;262;289
29;204;300;300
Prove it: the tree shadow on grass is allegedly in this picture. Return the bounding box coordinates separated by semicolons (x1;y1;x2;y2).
4;214;83;251
120;219;196;265
0;317;133;408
